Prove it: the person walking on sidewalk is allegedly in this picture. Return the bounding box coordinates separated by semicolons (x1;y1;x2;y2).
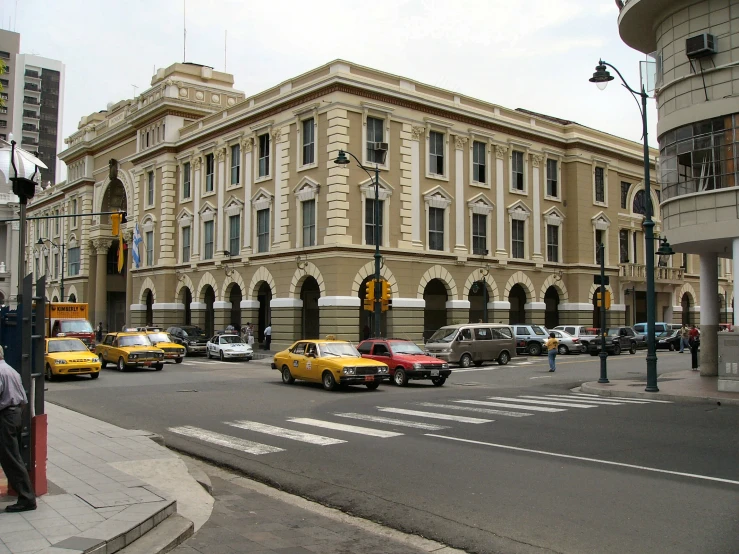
545;332;559;372
680;324;690;353
0;346;36;513
689;325;700;370
264;324;272;351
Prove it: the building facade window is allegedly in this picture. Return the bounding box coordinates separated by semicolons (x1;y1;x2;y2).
68;247;80;276
366;117;384;164
54;210;59;235
429;131;444;176
145;230;154;266
619;229;629;263
428;206;444;251
258;133;270;178
546;159;558;198
472;141;486;183
182;162;191;199
302;200;316;247
595;167;605;203
595;229;604;263
632;232;639;264
512;150;524;191
620;181;630;209
302;118;315;166
54;252;59;278
203;221;214;260
472;213;487;255
230;144;240;185
511;219;525;259
257;208;269;253
546;224;559;262
205;153;214;192
633;190;647;216
147;171;154;206
182;226;191;263
229;214;240;255
71;198;77;228
365;199;383;247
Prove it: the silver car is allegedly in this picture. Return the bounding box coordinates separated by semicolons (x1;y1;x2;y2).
549;329;586;354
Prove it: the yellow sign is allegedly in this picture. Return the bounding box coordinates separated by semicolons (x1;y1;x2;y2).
46;302;88;319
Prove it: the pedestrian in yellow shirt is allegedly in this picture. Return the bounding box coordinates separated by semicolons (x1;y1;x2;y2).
545;332;559;372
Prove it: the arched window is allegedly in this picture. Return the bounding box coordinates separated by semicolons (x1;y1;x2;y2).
633;190;647;216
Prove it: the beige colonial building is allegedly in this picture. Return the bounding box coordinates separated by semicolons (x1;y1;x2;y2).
25;60;722;349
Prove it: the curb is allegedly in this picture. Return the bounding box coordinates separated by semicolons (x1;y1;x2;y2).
117;513;194;554
580;382;739;406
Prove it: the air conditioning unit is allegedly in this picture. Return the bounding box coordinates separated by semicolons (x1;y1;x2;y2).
372;142;388;153
685;33;717;59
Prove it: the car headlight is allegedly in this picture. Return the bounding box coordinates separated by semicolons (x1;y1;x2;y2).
128;353;136;360
55;359;67;365
441;363;449;369
343;367;356;375
378;367;388;374
412;363;422;369
441;348;451;353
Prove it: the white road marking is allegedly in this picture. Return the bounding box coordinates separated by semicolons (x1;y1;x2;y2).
571;393;672;403
376;407;492;424
487;397;595;409
529;376;553;380
168;426;284;455
334;413;449;430
226;420;346;445
426;434;739;486
287;418;403;438
456;400;565;413
544;395;651;405
453;367;500;373
419;402;533;418
519;395;626;406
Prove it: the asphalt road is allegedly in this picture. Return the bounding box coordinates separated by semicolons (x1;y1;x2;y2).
45;350;739;554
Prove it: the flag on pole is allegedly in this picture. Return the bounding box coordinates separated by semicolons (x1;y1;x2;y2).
117;227;124;273
132;223;143;268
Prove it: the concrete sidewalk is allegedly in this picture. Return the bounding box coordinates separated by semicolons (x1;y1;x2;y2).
581;369;739;405
0;403;209;554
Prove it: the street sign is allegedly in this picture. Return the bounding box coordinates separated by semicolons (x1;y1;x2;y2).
594;275;610;285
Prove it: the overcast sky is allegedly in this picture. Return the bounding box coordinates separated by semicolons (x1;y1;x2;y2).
3;0;658;180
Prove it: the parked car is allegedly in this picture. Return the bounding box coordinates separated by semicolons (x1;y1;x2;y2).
167;326;209;355
358;338;451;386
424;323;516;367
633;322;670;335
272;339;390;390
588;327;638;356
206;334;253;361
552;325;599;349
656;330;681;351
548;329;586;354
139;329;186;363
45;338;101;381
513;325;549;356
95;332;165;371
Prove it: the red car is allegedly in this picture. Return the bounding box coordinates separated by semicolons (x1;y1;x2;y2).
357;338;451;386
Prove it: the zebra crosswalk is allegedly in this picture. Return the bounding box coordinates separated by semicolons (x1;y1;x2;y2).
167;393;671;457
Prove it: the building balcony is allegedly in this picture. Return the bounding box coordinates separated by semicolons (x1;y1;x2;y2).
617;0;670;54
24;83;39;92
619;263;684;284
22;110;39;120
23;97;39;106
21;137;38;146
24;69;40;79
22;124;39;133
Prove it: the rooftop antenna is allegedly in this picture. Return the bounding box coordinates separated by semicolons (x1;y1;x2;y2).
183;0;187;62
132;84;139;98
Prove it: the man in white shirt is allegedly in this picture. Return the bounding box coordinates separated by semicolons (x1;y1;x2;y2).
0;346;36;512
264;325;272;351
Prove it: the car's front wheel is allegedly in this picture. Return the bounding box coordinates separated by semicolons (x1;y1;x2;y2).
527;342;542;356
45;364;54;381
393;368;408;386
630;342;637;354
219;350;225;362
431;377;446;386
281;366;295;384
117;357;127;372
498;351;510;365
322;371;337;391
365;381;380;390
459;354;472;368
613;344;622;356
90;372;99;380
668;343;675;351
98;354;107;369
154;363;163;371
558;345;569;355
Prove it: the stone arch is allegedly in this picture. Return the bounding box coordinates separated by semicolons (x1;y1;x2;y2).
417;265;458;299
221;271;247;301
50;288;60;302
196;272;218;301
588;282;615;301
175;274;195;302
67;285;79;302
95;169;134;221
138;277;157;304
351;262;399;297
462;269;499;302
627;182;662;222
539;274;569;303
289;262;326;298
677;282;697;305
248;266;277;299
504;271;536;303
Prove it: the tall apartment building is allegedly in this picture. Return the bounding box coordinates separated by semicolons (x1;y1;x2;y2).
0;30;20;140
26;60;715;349
617;0;738;381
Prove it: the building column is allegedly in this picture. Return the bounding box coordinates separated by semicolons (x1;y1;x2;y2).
93;239;111;331
215;147;226;254
242;137;253;254
495;146;507;260
490;301;511;324
270;298;303;352
318;296;361;344
699;252;719;376
734;238;739;328
531;155;542;262
213;301;232;331
386;298;424;345
410;127;423;247
454;136;467;253
191;156;202;262
524;302;546;325
123;229;134;328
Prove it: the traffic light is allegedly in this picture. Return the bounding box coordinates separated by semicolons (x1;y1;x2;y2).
111;213;122;235
363;298;373;311
381;280;390;301
366;280;375;300
595;291;612;309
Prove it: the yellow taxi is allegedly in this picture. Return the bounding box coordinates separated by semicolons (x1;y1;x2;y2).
272;337;390;391
137;328;186;364
45;337;102;381
95;332;165;372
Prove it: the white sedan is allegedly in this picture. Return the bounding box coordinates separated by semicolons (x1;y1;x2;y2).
206;334;253;361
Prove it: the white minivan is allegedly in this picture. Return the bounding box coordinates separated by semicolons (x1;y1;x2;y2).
633;322;669;334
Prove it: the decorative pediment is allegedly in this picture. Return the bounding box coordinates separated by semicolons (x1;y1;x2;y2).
467;193;494;215
507;200;531;221
177;209;193;228
542;206;565;226
251;188;273;212
293;177;320;202
423;186;453;209
359;176;394;201
199;202;216;222
224;196;244;216
591;211;611;230
141;214;157;232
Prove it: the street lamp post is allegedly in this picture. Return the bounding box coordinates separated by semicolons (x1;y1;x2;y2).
597;243;609;384
334;144;388;338
590;60;662;392
37;238;64;301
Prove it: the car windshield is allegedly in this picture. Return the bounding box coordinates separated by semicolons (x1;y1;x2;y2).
119;335;152;347
147;333;170;343
391;342;424;355
319;343;360;357
181;327;205;338
428;328;457;343
48;339;88;353
605;329;620;337
221;335;244;344
60;320;93;333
